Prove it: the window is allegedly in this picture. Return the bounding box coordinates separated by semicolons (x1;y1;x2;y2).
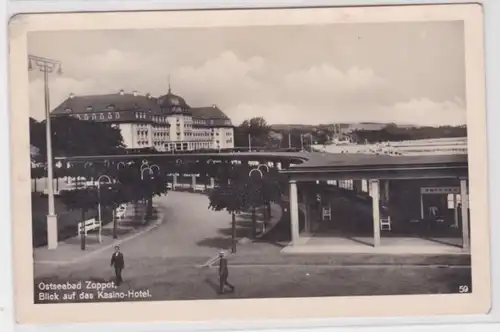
64;108;72;113
447;194;462;209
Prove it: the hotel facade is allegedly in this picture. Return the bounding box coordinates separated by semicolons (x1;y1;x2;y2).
50;86;235;152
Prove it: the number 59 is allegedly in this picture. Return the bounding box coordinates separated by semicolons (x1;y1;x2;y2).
459;285;470;293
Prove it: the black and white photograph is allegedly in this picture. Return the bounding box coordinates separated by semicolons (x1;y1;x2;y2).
9;4;491;324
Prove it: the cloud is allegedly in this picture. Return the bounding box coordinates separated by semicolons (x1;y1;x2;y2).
29;50;466;127
228;98;466;126
284;64;388;93
378;98;466;126
171;51;267;106
29;77;105;120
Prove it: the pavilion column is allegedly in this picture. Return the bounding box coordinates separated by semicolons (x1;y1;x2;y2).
354;179;362;194
173;174;178;190
302;190;311;234
369;179;381;247
210;177;215;188
453;194;458;228
191;174;196;190
289;180;300;245
383;180;390;203
460;179;470;250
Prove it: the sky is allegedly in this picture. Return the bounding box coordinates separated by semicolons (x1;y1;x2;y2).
28;21;466;126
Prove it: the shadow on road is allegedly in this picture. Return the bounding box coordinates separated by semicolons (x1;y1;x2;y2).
196;237;233;249
204;277;219;294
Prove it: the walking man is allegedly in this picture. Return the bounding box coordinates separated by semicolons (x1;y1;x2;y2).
218;251;235;294
110;245;125;285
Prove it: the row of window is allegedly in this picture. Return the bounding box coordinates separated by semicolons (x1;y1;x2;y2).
73;112;121;121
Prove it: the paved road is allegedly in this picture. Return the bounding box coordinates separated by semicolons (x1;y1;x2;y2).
119;191;235;259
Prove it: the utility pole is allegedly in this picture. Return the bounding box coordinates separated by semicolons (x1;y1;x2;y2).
28;55;62;250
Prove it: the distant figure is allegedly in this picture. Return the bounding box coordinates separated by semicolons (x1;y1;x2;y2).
218;251;235;294
110;245;125;285
428;205;439;218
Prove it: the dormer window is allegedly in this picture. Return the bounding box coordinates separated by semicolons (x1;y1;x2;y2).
134;104;139;109
107;104;115;110
64;108;72;113
86;106;93;111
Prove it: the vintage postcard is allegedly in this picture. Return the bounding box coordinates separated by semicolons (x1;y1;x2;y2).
9;3;491;325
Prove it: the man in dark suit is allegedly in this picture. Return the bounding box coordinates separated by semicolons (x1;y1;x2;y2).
110;245;124;285
218;251;235;294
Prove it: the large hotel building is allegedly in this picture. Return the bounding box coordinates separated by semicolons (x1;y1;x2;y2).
50;85;235;152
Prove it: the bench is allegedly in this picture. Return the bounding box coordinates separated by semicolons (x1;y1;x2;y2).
78;218;102;243
116;204;127;220
193;184;205;192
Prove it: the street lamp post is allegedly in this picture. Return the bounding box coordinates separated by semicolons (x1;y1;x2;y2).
247;122;252;152
141;164;160;221
28;55;62;250
248;167;265;238
96;175;112;225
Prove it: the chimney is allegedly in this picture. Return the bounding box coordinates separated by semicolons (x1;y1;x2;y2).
69;93;75;99
133;90;138;96
212;104;216;108
119;89;125;95
146;93;151;99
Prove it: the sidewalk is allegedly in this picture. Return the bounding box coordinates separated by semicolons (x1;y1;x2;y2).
34;199;164;265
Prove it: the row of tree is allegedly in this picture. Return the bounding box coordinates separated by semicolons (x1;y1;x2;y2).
208;165;284;253
232;117;467;149
350;124;467;144
58;164;169;250
30;116;125;162
233;117;324;149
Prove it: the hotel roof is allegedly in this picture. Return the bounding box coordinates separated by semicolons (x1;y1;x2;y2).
50;90;233;125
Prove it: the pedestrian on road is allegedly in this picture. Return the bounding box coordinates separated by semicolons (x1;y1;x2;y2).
110;245;125;285
218;251;235;294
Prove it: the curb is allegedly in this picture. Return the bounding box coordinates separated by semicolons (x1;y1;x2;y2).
207;264;470;269
34;204;165;266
